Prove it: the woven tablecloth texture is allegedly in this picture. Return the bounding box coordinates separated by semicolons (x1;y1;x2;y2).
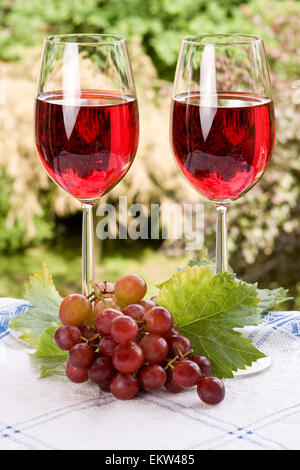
0;297;300;450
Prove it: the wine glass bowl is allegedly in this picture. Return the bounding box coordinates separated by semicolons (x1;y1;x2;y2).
171;34;275;205
35;89;138;201
170;34;275;272
35;34;139;204
35;34;139;294
171;91;275;203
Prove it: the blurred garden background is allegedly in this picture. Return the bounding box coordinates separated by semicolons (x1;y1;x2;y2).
0;0;300;306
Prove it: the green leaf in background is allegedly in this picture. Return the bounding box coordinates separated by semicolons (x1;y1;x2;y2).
30;326;67;378
9;263;62;346
157;265;266;379
187;258;291;314
257;287;292;314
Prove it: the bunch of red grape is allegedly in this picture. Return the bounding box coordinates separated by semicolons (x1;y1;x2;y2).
54;274;225;404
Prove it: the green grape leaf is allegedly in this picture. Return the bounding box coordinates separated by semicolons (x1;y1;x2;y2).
257;287;292;313
187;258;291;314
187;257;234;273
30;326;67;378
9;263;62;346
157;265;266;379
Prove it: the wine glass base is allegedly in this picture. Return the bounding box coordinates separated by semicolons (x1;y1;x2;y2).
233;356;272;378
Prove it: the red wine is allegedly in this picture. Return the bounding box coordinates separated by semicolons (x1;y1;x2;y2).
171;92;275;201
35;91;139;200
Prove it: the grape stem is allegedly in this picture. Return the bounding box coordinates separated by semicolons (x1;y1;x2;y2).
79;333;100;344
164;349;194;370
164;357;177;370
89;281;105;301
89;280;115;299
101;280;115;294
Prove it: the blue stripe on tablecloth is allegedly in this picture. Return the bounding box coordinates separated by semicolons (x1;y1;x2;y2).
21;399;116;432
140;395;280;450
1;390;299;450
0;392;268;450
250;402;300;429
0;433;42;451
147;393;298;450
253;432;289;450
194;402;300;450
155;393;239;427
0;420;57;450
292;322;300;337
0;303;33;330
0;396;114;433
0;301;33;343
0;330;9;340
0;398;115;450
185;424;289;450
141;395;228;431
254;326;298;349
247;312;300;350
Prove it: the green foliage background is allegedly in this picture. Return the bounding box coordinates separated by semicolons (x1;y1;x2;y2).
2;0;296;77
0;0;300;306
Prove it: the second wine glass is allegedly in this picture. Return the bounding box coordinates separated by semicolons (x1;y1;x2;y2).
35;34;139;295
170;34;275;273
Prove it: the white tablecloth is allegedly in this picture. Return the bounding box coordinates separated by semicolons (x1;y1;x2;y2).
0;298;300;450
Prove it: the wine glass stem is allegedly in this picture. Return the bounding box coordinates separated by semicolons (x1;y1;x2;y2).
82;202;94;296
216;205;228;273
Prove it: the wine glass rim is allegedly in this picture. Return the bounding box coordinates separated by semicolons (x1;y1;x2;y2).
44;33;127;46
182;33;262;46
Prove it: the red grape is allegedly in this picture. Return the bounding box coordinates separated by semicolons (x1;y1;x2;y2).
139;334;168;364
94;298;121;315
173;360;201;388
65;362;88;383
191;355;212;377
139;364;166;391
144;307;173;336
111;315;138;344
99;337;117;357
98;281;115;294
54;325;81;350
68;343;94;368
197;377;225;405
110;373;139;400
59;294;92;326
88;356;115;385
112;342;144;373
164;326;180;341
115;274;147;306
94;308;123;336
165;368;184;393
123;304;145;321
138;300;155;311
79;326;100;349
168;335;192;358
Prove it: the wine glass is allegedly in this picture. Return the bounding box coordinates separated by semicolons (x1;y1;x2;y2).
170;34;275;375
170;34;275;273
35;34;139;295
